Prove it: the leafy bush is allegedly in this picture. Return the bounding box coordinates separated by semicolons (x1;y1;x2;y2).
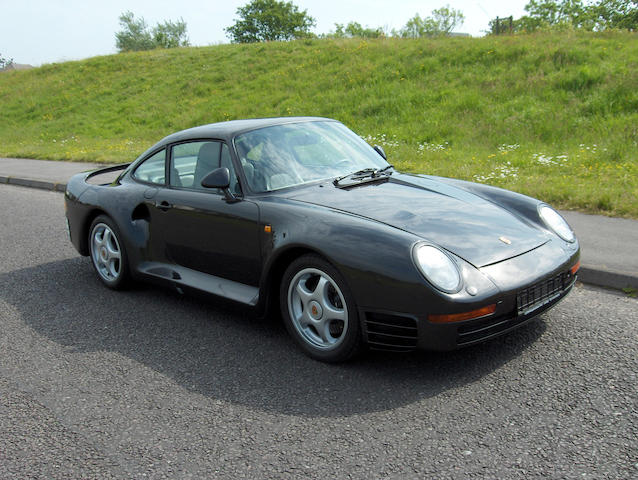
489;0;637;34
0;53;13;69
399;5;465;37
115;12;189;52
324;22;385;39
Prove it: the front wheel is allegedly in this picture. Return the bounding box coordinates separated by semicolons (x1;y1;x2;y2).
89;215;129;290
280;255;361;362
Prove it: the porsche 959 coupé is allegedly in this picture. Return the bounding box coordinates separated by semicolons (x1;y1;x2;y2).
65;117;580;362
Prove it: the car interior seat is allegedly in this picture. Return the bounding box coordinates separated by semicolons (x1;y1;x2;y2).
171;165;183;187
194;143;221;189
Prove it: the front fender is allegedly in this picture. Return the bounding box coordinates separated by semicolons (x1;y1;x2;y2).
431;175;546;228
255;197;500;318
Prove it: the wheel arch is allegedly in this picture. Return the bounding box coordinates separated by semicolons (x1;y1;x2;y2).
258;245;328;318
78;208;108;256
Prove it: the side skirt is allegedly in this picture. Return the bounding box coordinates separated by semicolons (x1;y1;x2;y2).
138;262;259;306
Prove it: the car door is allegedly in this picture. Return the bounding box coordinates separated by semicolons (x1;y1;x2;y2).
151;140;261;287
128;147;172;264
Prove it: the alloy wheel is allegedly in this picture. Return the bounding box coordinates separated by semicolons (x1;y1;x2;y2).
90;222;122;283
287;267;349;350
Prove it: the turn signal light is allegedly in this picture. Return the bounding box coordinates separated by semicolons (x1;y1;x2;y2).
570;261;580;275
429;304;497;324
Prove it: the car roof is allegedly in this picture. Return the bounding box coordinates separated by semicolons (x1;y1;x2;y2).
157;116;335;146
131;116;339;165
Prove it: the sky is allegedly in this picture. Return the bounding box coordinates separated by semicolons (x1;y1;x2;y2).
1;1;530;66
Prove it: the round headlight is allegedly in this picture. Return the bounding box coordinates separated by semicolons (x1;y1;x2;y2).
413;244;462;293
539;205;575;243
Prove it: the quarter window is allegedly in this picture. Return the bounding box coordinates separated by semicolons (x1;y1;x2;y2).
133;149;166;185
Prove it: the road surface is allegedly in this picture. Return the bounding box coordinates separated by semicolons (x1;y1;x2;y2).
0;184;636;479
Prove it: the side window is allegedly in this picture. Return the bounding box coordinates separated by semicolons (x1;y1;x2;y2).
133;149;166;185
170;141;240;194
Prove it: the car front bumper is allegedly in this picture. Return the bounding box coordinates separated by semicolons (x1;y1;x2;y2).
361;262;578;352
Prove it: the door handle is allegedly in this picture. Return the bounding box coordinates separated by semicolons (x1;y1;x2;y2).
155;200;172;211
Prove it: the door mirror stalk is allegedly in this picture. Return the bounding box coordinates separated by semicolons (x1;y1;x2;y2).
201;167;240;203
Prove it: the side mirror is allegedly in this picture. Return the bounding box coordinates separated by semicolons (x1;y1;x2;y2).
373;145;387;160
201;167;230;189
201;167;239;203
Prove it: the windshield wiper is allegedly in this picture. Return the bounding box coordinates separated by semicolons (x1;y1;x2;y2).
333;165;394;186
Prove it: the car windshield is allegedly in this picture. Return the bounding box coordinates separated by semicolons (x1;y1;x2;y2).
233;121;390;192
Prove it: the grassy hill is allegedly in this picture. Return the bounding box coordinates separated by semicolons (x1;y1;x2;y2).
1;31;636;216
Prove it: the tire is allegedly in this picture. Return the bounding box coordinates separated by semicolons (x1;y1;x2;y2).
88;215;129;290
280;254;361;362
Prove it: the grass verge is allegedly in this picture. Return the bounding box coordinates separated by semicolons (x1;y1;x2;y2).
0;31;636;216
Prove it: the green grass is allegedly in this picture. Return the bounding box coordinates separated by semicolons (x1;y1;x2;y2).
1;31;637;217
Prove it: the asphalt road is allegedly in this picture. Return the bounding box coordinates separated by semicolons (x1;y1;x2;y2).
1;184;636;479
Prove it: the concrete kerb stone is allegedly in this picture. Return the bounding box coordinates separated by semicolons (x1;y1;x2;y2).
578;267;637;291
2;176;66;192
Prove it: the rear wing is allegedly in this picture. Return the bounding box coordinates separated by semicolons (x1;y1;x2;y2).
84;163;130;185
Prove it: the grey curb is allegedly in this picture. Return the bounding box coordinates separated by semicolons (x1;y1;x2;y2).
0;175;66;192
578;267;636;291
2;175;636;292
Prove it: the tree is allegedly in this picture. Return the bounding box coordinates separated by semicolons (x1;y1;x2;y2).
115;11;189;52
400;14;428;38
493;0;637;33
0;53;13;69
116;12;154;52
153;19;190;49
225;0;316;43
524;0;587;26
400;5;465;38
429;5;466;34
326;22;384;38
588;0;638;30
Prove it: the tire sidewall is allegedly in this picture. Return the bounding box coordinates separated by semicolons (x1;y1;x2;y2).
280;254;360;362
89;215;129;290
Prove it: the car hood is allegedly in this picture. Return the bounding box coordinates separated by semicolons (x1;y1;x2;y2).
286;174;550;268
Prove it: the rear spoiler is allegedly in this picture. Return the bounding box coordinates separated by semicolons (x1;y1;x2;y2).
84;163;131;185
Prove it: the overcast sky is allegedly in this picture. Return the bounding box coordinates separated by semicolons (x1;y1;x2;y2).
2;1;530;66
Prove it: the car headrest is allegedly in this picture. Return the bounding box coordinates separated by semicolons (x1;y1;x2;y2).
197;143;220;170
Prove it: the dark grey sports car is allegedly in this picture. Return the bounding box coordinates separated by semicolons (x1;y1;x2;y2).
65;117;580;362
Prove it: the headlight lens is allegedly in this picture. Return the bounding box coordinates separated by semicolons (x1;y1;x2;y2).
413;244;462;293
538;205;575;243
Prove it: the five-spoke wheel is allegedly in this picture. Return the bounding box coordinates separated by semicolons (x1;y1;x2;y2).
89;215;128;289
281;255;360;362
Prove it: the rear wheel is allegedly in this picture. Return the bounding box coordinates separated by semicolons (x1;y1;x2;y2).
280;255;361;362
89;215;129;289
